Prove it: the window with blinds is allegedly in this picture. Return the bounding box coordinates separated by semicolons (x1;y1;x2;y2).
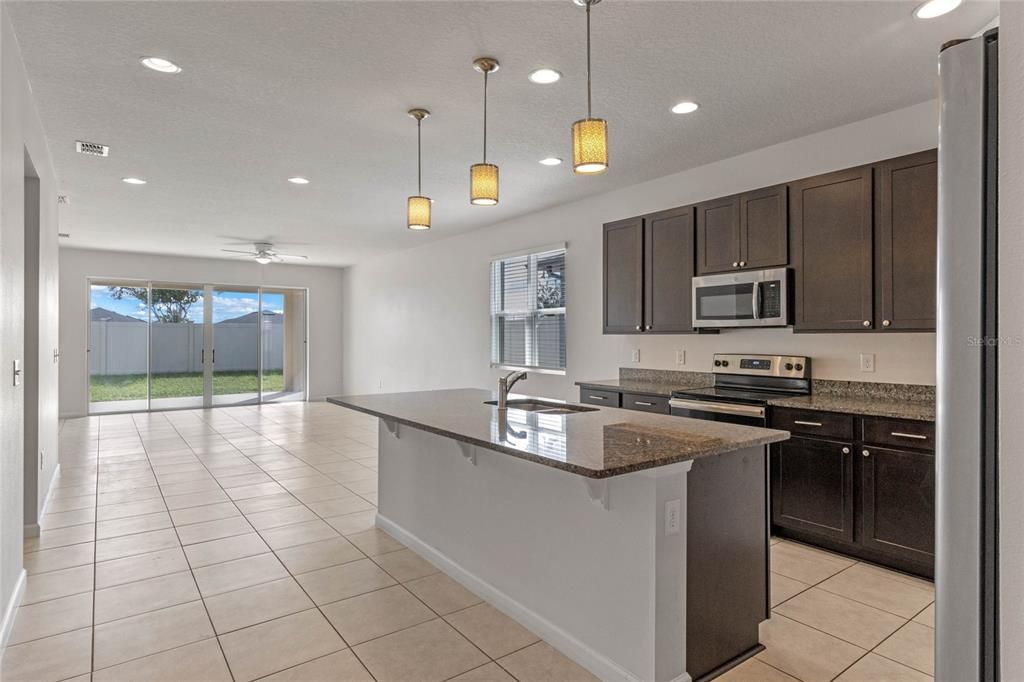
490;246;566;373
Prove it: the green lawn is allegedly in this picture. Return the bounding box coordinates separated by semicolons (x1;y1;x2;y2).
90;370;284;402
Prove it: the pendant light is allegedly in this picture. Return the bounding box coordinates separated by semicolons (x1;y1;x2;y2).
407;108;431;230
470;57;500;206
572;0;608;175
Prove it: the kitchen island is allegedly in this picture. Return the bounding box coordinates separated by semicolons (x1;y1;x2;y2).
327;388;789;682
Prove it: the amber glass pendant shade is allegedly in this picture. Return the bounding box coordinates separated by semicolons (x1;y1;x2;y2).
470;163;499;205
407;195;431;230
572;118;608;174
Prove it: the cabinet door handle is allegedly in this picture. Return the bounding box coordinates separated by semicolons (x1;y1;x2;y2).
588;395;608;401
634;401;655;407
891;432;928;440
739;261;746;267
645;324;652;331
732;262;739;267
635;325;642;331
842;447;850;454
862;320;871;327
862;449;871;457
793;420;822;427
882;320;891;327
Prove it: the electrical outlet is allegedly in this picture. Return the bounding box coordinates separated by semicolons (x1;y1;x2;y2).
665;499;681;535
860;353;876;373
378;378;384;391
675;349;686;366
39;451;44;470
631;348;640;363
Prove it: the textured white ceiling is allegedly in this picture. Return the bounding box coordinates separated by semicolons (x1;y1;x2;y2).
8;0;996;266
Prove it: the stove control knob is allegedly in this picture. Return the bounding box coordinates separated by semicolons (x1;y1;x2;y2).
795;363;803;371
785;363;794;371
714;360;722;367
721;360;729;367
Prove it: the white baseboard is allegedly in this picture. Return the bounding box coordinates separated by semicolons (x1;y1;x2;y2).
38;462;61;519
376;514;690;682
0;569;27;655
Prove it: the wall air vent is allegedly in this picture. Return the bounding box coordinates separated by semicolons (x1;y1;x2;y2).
75;141;109;157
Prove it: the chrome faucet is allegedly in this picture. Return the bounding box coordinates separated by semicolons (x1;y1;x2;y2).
497;370;528;409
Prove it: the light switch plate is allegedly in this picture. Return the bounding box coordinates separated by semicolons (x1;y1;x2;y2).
12;360;21;386
675;349;686;365
860;353;876;373
631;348;640;363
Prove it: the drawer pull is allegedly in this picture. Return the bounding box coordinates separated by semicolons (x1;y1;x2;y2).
891;431;928;440
793;420;823;427
634;401;655;407
588;395;608;401
842;447;850;454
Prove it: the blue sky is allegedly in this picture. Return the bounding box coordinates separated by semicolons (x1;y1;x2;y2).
90;286;284;323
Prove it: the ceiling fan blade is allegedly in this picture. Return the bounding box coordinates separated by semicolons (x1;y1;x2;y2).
221;249;257;255
274;253;309;260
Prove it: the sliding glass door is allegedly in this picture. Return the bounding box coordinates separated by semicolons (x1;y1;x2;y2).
260;288;307;403
149;284;206;411
211;287;261;406
89;282;150;414
88;280;308;414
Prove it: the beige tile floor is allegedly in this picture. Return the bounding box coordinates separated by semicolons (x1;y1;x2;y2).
0;401;934;682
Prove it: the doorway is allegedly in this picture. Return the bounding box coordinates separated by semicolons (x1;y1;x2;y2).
88;280;307;414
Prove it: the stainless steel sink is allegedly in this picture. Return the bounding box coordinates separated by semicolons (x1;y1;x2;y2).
484;399;598;415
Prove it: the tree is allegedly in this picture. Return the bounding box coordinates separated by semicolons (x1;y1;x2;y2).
108;287;199;323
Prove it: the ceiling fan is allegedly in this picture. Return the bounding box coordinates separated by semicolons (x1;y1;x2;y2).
221;242;308;265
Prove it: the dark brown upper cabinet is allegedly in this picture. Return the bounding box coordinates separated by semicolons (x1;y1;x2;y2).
874;149;938;331
791;166;875;331
696;185;788;275
696;196;741;274
603;217;644;333
644;206;696;333
603;208;696;335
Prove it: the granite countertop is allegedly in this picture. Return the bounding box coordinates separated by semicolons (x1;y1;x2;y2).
768;394;935;422
327;388;789;479
576;378;681;397
576;370;712;397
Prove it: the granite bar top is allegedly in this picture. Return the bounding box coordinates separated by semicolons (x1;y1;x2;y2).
769;380;935;422
327;388;789;479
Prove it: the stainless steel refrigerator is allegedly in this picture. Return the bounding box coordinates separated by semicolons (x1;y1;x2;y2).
936;27;998;682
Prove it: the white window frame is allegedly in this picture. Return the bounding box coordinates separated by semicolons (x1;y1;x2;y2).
490;243;567;375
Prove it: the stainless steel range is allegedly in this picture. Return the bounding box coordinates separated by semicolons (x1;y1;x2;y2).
669;354;811;426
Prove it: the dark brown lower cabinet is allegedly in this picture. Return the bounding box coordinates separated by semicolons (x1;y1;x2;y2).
771;436;855;543
861;445;935;565
770;409;935;577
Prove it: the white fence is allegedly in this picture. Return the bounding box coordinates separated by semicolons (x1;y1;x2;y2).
90;321;284;375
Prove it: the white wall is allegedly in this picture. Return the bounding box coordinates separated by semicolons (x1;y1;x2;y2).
341;101;939;401
59;248;345;416
998;8;1023;677
1;5;60;646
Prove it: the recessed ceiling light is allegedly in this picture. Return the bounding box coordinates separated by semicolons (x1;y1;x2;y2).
528;68;562;84
287;177;310;184
671;101;700;114
140;57;181;74
121;177;147;185
914;0;962;18
539;157;563;166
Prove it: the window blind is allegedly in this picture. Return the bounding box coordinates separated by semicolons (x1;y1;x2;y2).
490;247;566;372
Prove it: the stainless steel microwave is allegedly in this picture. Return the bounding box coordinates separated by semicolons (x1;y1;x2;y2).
692;267;790;328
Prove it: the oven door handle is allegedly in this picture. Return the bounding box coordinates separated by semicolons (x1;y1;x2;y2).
669;398;765;418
